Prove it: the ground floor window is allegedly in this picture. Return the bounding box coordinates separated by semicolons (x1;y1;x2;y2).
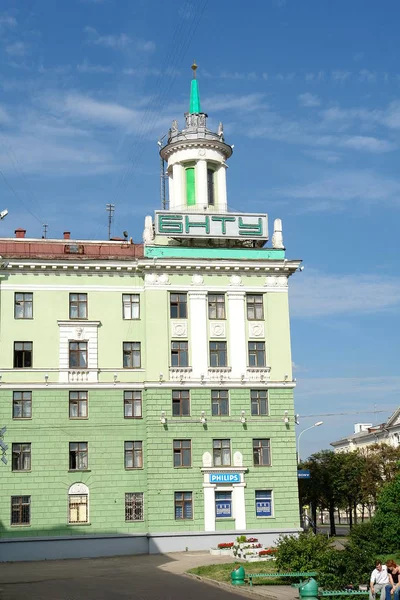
11;495;30;525
255;490;273;517
125;492;144;521
174;491;192;520
215;491;232;518
69;494;88;523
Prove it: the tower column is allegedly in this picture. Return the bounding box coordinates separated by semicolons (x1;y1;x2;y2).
227;291;247;377
172;163;184;209
217;164;228;211
196;159;208;209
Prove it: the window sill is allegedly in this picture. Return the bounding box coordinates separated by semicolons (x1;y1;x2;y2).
125;519;144;523
124;468;144;471
69;318;88;321
253;465;272;468
216;517;235;521
68;522;91;526
11;524;31;528
13;418;32;421
14;318;33;321
12;470;31;473
68;469;91;473
69;418;89;420
124;417;143;420
174;466;193;469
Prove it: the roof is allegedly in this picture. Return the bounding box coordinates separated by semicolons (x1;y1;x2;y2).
0;238;144;260
330;406;400;447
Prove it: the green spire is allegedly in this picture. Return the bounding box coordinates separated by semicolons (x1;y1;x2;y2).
189;60;201;113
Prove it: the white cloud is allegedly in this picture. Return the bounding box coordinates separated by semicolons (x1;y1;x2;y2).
358;69;377;83
279;170;400;211
298;92;321;107
304;149;341;164
332;70;352;82
6;41;28;56
84;26;155;52
205;93;267;113
296;377;400;401
339;135;397;153
290;269;400;318
63;94;136;126
0;15;17;27
77;60;113;74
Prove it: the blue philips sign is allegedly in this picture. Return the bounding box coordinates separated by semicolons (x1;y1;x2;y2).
210;473;241;483
298;469;311;479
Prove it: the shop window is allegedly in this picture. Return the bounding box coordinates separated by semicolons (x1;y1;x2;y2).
255;490;273;517
215;491;232;518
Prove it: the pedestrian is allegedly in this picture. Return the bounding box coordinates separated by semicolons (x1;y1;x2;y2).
370;560;389;600
385;560;400;600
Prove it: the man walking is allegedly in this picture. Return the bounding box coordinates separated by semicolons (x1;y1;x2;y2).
370;560;389;600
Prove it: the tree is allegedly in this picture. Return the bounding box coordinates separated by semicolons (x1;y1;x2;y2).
373;471;400;552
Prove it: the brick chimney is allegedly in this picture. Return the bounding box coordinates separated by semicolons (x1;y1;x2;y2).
15;228;26;238
63;231;71;240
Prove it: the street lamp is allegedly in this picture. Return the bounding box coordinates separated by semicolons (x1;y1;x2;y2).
297;421;323;464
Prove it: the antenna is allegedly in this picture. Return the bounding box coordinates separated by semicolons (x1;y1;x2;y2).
106;204;115;240
158;136;168;210
42;223;48;239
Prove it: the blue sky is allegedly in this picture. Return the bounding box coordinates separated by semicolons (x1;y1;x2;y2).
0;0;399;458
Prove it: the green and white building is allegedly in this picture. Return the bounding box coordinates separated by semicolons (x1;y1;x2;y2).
0;66;301;561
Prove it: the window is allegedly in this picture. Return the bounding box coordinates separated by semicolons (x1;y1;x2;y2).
170;293;187;319
13;342;32;368
69;495;88;524
69;342;87;369
253;439;271;466
209;341;227;367
123;342;141;368
173;440;191;467
69;391;88;419
256;490;273;517
215;491;232;518
69;293;87;319
248;342;266;367
13;391;32;419
208;294;225;319
211;390;229;416
251;390;269;416
124;391;142;418
124;441;143;469
12;443;31;471
122;294;140;320
69;442;88;470
125;493;144;521
174;491;192;520
247;294;264;320
171;341;188;367
14;293;33;319
11;496;30;525
207;168;215;206
172;390;190;417
213;439;231;466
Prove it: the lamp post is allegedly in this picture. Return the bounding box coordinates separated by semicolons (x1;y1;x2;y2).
297;421;323;464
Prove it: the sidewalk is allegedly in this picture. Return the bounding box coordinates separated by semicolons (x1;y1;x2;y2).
159;550;299;599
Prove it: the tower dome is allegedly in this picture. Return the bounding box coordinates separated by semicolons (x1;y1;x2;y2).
160;62;233;213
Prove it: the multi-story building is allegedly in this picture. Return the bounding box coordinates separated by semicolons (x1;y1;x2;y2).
0;66;301;561
331;408;400;452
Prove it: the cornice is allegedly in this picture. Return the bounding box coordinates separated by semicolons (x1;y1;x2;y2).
160;137;232;160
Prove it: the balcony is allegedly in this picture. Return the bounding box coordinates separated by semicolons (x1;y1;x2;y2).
246;367;271;382
68;369;98;383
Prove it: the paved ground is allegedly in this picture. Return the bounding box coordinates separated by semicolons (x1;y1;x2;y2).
0;551;298;600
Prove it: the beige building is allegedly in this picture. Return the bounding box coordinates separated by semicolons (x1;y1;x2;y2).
330;407;400;452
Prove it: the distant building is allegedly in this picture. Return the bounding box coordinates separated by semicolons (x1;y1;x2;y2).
330;408;400;452
0;65;301;562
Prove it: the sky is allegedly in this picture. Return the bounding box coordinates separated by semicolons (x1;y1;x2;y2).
0;0;398;459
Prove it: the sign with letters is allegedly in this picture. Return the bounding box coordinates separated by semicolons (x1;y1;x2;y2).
209;473;241;483
216;500;232;517
155;211;268;240
298;469;311;479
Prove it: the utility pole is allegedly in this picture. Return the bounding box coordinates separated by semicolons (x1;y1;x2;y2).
106;204;115;240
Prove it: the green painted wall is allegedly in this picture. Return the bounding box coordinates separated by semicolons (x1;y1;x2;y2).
145;246;285;259
186;168;196;206
0;387;298;538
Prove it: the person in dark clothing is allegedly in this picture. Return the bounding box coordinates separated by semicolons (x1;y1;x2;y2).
385;560;400;600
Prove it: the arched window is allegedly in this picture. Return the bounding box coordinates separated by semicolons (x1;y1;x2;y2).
68;483;89;524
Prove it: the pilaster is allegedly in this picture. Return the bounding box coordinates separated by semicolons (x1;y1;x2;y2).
226;291;246;377
188;290;208;377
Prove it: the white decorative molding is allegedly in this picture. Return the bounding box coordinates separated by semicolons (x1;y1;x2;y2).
57;321;100;383
144;272;170;286
265;275;288;288
69;483;89;495
209;321;226;338
191;273;204;286
229;274;242;286
207;367;232;381
248;322;265;338
246;367;271;382
202;452;212;468
171;320;188;338
169;367;192;381
233;451;243;467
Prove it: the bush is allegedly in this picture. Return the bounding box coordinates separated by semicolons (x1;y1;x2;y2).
374;473;400;553
347;521;380;555
318;544;376;589
275;532;331;572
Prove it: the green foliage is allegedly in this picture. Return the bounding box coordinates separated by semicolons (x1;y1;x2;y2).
236;535;247;544
275;532;331;572
374;473;400;552
318;544;376;589
347;521;380;555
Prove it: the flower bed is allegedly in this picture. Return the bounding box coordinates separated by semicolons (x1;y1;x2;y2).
210;537;277;562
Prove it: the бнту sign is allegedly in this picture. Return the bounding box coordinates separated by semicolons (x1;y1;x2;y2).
155;211;268;240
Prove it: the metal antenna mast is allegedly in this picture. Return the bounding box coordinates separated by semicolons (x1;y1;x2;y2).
157;136;168;210
106;204;115;240
42;224;48;239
